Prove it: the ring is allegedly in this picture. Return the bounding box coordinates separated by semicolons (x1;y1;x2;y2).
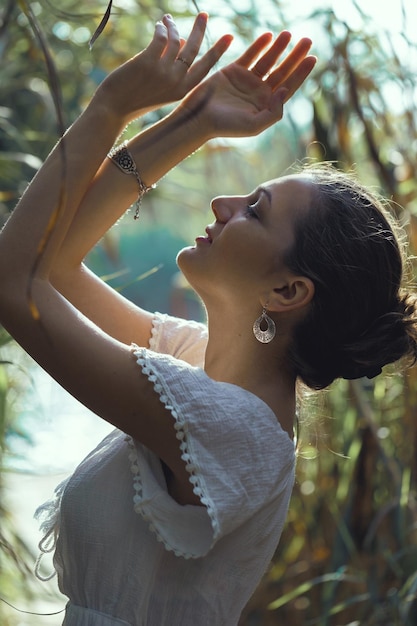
176;56;191;68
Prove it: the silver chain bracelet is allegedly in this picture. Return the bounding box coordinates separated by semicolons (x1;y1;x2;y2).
107;141;155;219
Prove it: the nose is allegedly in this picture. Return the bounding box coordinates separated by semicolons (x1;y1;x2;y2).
211;196;236;223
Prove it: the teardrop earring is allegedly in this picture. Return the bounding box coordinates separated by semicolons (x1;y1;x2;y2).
253;307;276;344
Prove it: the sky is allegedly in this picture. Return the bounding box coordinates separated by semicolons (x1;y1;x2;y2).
189;0;417;42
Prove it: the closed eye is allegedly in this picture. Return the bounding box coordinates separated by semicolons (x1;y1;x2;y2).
244;186;269;219
244;203;259;219
244;192;262;219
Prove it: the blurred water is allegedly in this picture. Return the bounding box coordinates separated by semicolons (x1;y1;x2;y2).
9;362;113;475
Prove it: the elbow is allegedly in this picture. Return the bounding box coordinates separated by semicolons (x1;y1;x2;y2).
50;262;84;295
0;233;45;327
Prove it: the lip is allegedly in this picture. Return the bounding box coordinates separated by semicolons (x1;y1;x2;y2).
194;235;211;244
194;227;213;245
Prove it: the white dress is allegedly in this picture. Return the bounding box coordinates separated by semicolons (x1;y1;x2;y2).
35;313;296;626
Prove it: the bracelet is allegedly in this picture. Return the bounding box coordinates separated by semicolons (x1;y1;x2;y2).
107;141;155;220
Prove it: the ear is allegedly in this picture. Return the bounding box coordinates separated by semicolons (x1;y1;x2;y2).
267;275;314;313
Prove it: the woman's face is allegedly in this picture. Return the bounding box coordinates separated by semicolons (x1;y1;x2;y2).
177;175;312;304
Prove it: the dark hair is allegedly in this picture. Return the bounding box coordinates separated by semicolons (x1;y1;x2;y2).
284;164;417;390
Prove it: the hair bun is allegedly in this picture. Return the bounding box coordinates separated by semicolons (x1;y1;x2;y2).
339;292;417;381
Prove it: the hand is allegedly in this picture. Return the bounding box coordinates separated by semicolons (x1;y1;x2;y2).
92;13;233;124
178;30;317;139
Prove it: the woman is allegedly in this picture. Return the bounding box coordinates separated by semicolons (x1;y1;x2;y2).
0;12;415;626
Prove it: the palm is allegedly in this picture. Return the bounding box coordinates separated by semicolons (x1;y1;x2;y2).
181;32;316;138
205;65;277;131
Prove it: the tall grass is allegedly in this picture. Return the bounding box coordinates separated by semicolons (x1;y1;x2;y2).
241;373;417;624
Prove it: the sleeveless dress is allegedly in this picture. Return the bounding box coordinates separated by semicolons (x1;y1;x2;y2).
35;313;296;625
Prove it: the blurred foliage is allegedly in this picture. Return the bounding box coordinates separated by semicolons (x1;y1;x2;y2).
1;0;417;624
0;330;38;624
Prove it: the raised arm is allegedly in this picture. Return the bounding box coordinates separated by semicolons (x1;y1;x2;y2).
1;13;232;345
58;28;315;256
50;23;315;345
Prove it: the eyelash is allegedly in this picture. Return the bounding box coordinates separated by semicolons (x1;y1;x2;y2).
244;202;259;219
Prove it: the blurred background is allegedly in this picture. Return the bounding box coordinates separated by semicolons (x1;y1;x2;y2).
1;0;417;624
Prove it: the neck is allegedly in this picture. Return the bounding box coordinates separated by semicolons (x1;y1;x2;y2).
203;307;297;437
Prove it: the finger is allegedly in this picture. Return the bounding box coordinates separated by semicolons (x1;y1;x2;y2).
266;38;313;89
184;34;233;87
146;20;169;58
280;55;317;101
234;32;274;69
177;12;208;67
161;14;181;62
250;31;291;77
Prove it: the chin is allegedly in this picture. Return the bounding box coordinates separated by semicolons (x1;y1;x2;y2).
176;244;197;269
176;248;203;294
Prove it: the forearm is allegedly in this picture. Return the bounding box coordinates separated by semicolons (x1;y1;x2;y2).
0;11;230;290
46;24;317;276
53;104;209;272
0;99;126;289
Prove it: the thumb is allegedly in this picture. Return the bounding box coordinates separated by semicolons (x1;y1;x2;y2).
274;87;289;105
268;87;289;117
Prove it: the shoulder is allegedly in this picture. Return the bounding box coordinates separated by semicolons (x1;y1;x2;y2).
149;312;207;366
131;344;295;463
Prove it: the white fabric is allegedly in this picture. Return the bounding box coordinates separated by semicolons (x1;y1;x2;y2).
35;312;296;626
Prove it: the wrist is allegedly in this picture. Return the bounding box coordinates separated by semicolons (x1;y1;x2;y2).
162;105;211;152
90;87;135;130
123;107;210;190
174;97;215;144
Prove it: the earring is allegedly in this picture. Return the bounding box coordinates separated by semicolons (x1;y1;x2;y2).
253;307;276;344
